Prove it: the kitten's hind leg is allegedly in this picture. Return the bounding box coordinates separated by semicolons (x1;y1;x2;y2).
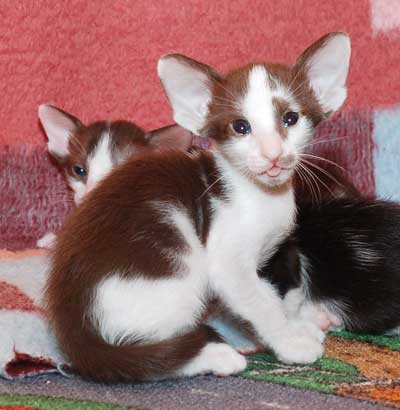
178;326;246;377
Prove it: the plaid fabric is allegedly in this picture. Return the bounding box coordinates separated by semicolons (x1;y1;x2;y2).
1;1;400;408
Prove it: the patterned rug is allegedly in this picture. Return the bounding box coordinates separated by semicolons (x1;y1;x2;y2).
0;249;399;409
243;331;400;408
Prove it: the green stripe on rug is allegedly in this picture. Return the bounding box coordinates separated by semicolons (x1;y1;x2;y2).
0;394;149;410
240;353;363;394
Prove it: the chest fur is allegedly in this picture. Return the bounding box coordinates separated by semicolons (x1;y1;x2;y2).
206;161;296;269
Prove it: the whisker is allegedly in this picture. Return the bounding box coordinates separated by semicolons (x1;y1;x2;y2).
197;175;224;200
300;159;337;198
296;164;318;205
296;164;316;204
299;136;349;151
212;95;237;106
299;153;347;173
214;79;237;100
297;162;322;204
300;157;346;188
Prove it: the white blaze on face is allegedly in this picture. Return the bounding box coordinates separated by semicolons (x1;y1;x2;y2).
69;130;115;205
225;65;312;186
86;131;114;193
242;65;277;144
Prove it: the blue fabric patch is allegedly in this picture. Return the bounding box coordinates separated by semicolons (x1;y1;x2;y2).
373;106;400;200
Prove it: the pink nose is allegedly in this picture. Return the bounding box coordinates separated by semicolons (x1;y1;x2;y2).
262;147;283;165
260;135;283;164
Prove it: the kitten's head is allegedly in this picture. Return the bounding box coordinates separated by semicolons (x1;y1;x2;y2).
158;33;351;188
38;105;192;204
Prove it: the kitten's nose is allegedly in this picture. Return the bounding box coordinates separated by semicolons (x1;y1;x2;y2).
260;134;283;164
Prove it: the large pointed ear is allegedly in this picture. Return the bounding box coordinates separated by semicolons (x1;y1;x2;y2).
38;104;82;157
157;54;219;135
295;33;351;115
145;124;193;151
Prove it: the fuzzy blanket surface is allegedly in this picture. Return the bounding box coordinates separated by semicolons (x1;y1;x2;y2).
1;1;400;409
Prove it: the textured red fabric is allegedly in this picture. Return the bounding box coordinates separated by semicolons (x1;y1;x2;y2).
0;145;72;250
0;281;41;313
5;352;55;379
312;109;375;197
0;407;36;410
0;110;375;250
0;0;399;147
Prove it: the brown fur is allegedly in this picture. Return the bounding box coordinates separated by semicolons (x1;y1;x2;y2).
46;34;348;383
46;149;225;382
202;62;325;145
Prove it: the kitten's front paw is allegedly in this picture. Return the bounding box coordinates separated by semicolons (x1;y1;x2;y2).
270;321;324;364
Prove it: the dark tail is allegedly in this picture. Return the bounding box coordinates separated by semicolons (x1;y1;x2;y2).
58;324;218;383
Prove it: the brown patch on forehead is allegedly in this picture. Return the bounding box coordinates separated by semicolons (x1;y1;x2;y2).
64;120;148;180
265;63;325;126
203;64;255;141
272;97;290;139
108;121;149;162
203;60;325;142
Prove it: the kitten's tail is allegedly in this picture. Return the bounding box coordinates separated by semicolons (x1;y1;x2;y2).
58;323;214;383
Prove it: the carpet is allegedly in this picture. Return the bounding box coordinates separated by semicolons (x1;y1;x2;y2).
0;249;400;409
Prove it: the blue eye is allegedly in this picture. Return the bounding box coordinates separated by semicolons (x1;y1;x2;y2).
232;119;251;135
73;166;87;177
282;112;299;127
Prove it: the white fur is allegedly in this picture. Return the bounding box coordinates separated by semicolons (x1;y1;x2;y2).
283;256;344;331
71;130;114;204
87;41;352;370
206;155;324;363
303;34;351;113
224;66;313;188
92;153;323;364
92;206;208;345
86;130;114;191
179;342;246;377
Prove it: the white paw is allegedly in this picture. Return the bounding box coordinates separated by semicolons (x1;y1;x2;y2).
270;321;324;364
36;232;57;249
181;342;246;377
207;343;247;376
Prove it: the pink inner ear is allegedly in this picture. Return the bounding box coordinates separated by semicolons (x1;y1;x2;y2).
146;124;193;151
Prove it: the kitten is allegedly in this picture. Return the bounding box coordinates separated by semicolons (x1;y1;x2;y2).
45;32;351;382
37;104;192;248
217;161;400;350
265;192;400;336
209;164;361;353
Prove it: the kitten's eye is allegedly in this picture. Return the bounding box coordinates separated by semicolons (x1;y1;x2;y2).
231;119;252;135
73;165;87;178
282;112;299;128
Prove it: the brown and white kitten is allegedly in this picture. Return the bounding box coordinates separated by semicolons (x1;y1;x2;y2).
46;33;351;382
37;104;192;248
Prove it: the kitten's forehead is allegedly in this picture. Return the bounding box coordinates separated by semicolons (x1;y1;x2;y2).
241;65;285;134
69;121;146;165
228;64;296;113
211;62;323;132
